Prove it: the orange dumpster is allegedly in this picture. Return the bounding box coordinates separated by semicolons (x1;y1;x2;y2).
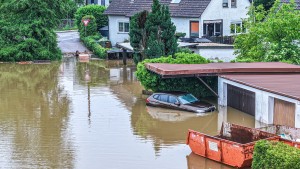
258;125;300;148
186;122;280;168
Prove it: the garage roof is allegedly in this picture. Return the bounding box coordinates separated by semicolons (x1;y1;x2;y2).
146;62;300;78
221;74;300;101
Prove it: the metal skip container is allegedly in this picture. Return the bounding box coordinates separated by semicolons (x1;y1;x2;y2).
259;125;300;148
186;122;280;168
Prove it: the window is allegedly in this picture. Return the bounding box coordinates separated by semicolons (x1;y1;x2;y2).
101;0;105;5
231;0;236;7
91;0;95;4
203;20;223;37
178;94;199;104
159;95;168;102
153;94;159;100
230;22;244;34
168;96;178;104
190;21;199;38
118;22;129;33
223;0;228;7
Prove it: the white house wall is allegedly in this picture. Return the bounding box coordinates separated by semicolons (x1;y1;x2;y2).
108;16;130;45
218;77;300;128
108;16;197;45
200;0;250;36
196;48;236;62
172;17;199;38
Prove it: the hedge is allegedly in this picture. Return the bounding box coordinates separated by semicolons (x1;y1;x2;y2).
79;15;98;37
136;53;217;98
75;5;107;29
252;140;300;169
81;35;108;59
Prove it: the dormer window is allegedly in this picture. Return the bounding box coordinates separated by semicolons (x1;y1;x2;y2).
223;0;228;7
171;0;181;3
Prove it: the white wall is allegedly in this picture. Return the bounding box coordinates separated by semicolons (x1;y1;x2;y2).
218;77;300;128
196;48;236;62
172;17;199;38
200;0;250;36
108;16;130;46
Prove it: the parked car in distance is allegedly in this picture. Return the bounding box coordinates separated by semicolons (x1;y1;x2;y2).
146;91;216;113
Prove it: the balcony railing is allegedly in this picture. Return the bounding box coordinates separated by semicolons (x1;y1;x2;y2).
202;36;235;44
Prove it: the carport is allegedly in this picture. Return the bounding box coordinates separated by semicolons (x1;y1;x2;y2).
146;62;300;127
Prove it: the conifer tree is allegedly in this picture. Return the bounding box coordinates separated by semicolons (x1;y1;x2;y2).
161;6;177;56
129;11;148;61
145;0;164;58
129;0;178;60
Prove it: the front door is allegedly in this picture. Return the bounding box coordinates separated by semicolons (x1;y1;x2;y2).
190;21;199;38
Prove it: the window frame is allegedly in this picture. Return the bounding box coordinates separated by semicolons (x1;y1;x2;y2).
168;95;179;104
230;22;244;34
118;22;130;33
231;0;237;8
222;0;228;8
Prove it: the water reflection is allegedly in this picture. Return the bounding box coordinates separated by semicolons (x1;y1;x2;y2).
187;153;234;169
0;63;73;168
0;59;259;169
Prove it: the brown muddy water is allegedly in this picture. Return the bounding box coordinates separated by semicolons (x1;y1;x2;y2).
0;58;259;169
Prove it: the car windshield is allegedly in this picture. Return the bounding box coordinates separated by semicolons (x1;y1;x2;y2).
178;94;199;104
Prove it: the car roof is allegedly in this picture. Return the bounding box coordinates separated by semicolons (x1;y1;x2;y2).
153;91;189;96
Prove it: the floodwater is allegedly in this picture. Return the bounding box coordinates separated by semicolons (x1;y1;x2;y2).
0;58;259;169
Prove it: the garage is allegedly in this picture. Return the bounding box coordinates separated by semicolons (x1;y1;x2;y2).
274;98;295;127
227;84;255;116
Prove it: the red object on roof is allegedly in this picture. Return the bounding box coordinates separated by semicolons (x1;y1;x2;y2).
220;74;300;101
145;62;300;77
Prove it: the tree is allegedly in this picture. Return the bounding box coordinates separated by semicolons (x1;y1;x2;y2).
161;6;177;56
234;0;300;64
0;0;68;61
129;11;148;61
129;0;178;60
79;15;98;37
75;5;108;30
253;0;275;11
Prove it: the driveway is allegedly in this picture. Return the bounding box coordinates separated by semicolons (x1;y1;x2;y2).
57;31;89;53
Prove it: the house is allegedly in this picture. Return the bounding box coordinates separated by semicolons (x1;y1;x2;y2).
104;0;251;46
86;0;109;7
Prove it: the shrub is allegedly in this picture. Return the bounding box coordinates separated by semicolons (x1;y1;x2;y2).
252;140;300;169
81;35;108;59
75;5;107;29
177;47;193;54
79;15;98;37
136;53;217;98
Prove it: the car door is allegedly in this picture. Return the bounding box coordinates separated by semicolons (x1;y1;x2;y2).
157;94;170;109
168;95;181;110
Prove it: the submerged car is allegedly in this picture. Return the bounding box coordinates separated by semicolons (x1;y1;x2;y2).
146;91;216;113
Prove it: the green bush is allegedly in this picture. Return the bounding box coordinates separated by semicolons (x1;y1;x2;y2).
79;15;98;37
177;47;193;54
75;5;107;29
81;35;108;59
136;53;217;98
252;140;300;169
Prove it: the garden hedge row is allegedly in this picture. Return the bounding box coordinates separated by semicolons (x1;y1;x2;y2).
252;140;300;169
136;53;217;98
81;35;107;59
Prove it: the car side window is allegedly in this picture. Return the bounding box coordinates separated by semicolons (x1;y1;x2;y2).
153;94;159;100
159;94;168;103
168;95;178;104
